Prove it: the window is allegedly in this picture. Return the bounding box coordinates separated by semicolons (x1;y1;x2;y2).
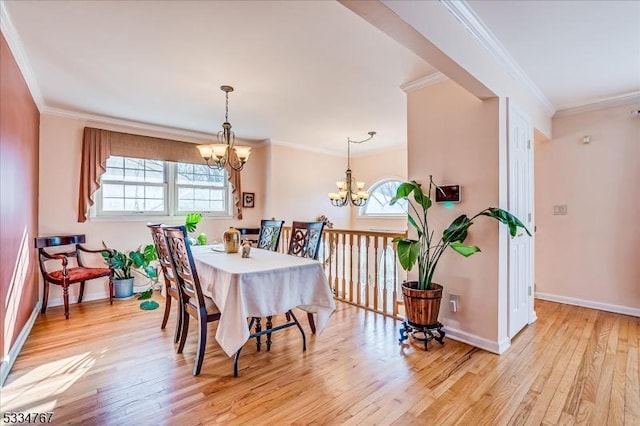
97;156;230;217
359;179;407;217
175;163;227;214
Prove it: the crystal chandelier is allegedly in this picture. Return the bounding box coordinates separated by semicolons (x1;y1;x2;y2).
197;85;251;171
329;131;376;207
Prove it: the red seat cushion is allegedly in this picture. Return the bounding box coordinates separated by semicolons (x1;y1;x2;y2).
47;267;111;283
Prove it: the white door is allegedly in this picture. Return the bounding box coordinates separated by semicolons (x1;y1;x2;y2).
507;101;534;338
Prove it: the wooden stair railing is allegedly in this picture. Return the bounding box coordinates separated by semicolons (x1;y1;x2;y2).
279;227;407;319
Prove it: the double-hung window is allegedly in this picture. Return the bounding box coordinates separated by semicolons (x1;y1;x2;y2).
175;163;228;215
97;155;230;217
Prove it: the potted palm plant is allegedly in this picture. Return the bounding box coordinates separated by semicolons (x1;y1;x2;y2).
390;177;530;347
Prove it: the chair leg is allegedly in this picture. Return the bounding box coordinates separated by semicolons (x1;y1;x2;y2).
288;310;307;352
62;283;70;320
78;281;85;303
174;298;183;344
161;293;171;329
255;317;262;351
307;312;316;334
108;275;114;305
193;311;208;376
266;316;273;351
177;313;190;354
41;280;49;314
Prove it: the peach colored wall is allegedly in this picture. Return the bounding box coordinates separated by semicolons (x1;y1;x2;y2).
38;114;267;306
0;31;40;379
408;80;501;343
535;104;640;311
264;142;351;228
350;145;407;231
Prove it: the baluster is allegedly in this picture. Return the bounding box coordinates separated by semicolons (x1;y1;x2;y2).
348;233;354;303
392;241;399;317
333;233;340;295
382;237;388;315
341;232;346;299
364;235;370;309
373;236;379;312
327;232;334;294
356;235;362;306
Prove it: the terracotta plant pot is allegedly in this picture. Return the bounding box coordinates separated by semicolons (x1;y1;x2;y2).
401;282;443;328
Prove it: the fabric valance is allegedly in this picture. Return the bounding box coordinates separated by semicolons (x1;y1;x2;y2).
78;127;242;222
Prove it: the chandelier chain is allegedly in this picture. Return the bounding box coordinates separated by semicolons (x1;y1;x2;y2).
328;131;376;207
196;85;251;172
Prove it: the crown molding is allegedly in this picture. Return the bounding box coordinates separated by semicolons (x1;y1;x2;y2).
268;138;406;158
0;0;45;110
553;91;640;118
440;0;556;116
267;138;344;157
400;72;448;93
42;106;263;147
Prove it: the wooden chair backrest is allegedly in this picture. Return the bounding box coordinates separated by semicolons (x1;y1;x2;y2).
257;220;285;251
147;224;178;290
162;226;207;311
288;221;325;260
34;234;86;271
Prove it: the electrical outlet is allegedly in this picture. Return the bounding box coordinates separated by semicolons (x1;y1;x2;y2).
553;205;568;215
449;294;459;313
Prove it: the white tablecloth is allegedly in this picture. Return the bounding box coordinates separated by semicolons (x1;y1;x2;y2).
191;246;336;356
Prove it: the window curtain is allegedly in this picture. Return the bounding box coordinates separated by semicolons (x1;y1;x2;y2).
77;128;111;222
77;126;243;221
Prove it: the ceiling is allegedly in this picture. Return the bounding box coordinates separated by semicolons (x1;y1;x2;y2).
466;0;640;111
2;1;638;152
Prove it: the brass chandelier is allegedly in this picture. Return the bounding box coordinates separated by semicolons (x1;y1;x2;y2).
329;131;376;207
197;85;251;171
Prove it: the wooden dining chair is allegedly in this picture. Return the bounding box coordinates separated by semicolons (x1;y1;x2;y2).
288;221;326;333
163;225;221;376
257;219;285;251
250;219;285;351
148;224;182;344
35;234;114;319
237;227;260;246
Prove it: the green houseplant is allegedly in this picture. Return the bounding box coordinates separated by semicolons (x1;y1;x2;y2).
390;177;530;337
185;212;206;245
102;244;158;298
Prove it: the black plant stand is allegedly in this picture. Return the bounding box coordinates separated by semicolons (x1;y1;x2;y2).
399;320;445;351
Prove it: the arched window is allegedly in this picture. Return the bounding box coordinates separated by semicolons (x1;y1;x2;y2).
359;179;407;217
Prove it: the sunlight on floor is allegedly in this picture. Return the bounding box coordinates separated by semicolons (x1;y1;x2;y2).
2;352;95;412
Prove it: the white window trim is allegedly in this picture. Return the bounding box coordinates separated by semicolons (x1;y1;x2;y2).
91;159;234;221
358;177;408;218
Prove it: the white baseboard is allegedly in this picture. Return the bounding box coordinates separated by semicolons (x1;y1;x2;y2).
535;292;640;317
1;302;41;387
443;325;510;354
48;288;110;308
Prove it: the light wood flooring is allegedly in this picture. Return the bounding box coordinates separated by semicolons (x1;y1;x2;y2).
2;296;638;425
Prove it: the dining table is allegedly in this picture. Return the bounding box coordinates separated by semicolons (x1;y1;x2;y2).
190;245;336;373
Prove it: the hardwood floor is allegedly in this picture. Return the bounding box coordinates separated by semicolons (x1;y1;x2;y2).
2;296;638;425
